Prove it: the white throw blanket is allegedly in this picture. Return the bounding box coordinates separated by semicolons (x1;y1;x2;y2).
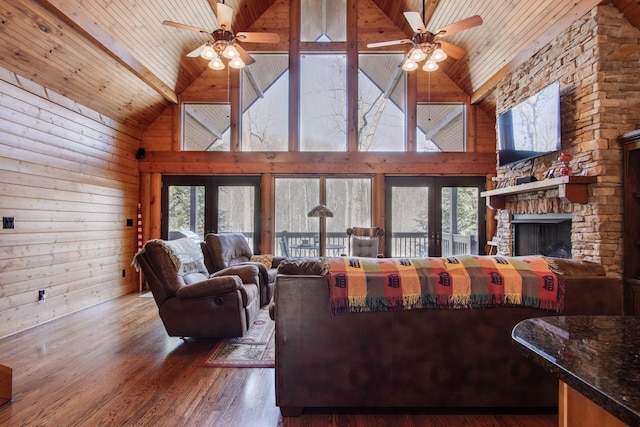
132;237;207;275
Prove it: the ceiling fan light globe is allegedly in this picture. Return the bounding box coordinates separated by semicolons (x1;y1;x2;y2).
409;48;426;62
200;45;216;60
402;60;418;71
229;57;245;69
208;58;225;70
432;48;448;62
222;45;238;59
422;60;439;72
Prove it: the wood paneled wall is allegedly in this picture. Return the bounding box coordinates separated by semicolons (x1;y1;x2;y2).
0;66;141;339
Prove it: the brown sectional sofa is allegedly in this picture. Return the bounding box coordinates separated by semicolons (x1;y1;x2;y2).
273;257;623;416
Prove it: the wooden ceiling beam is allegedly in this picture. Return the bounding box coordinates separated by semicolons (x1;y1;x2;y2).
37;0;178;104
470;0;606;105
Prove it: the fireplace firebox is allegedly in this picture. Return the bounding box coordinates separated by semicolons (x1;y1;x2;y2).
512;213;573;258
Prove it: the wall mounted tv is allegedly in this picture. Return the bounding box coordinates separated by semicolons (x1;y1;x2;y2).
497;81;561;166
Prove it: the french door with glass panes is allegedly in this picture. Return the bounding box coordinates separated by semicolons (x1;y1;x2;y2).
161;176;261;252
273;176;372;257
385;176;486;258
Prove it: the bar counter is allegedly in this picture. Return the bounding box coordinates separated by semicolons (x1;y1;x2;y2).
512;316;640;426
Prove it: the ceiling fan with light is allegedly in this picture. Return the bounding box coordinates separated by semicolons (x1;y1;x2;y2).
367;10;482;72
162;0;279;70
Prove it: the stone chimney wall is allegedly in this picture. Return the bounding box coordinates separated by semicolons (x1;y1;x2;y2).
492;4;640;276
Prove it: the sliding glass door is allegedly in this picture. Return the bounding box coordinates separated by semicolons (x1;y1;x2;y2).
161;176;261;251
385;177;485;257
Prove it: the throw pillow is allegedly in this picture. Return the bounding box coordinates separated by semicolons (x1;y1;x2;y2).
250;254;274;269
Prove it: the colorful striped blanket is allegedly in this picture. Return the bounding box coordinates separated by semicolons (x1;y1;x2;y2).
322;255;565;315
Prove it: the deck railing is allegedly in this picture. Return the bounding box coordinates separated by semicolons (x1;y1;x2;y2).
274;231;478;257
168;230;478;257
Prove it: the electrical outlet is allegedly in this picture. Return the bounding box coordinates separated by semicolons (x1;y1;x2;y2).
3;217;14;229
38;289;46;302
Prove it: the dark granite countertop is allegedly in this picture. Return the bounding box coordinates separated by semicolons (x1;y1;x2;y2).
512;316;640;426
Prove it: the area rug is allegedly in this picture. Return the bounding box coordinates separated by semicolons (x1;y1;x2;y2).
200;307;275;368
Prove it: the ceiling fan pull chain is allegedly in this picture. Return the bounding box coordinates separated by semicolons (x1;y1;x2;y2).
428;72;431;121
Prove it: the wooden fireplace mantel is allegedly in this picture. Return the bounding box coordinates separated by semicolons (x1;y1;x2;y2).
480;175;597;209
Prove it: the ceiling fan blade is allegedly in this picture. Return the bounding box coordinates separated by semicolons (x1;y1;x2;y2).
162;20;210;34
236;32;280;44
367;39;412;48
404;11;426;33
436;15;483;36
438;40;467;59
216;3;234;30
235;45;256;66
187;44;207;58
207;0;218;17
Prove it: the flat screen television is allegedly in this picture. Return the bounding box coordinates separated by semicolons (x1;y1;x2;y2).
497;81;561;166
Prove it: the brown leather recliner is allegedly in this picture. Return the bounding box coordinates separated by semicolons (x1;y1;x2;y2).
201;233;286;306
133;238;260;338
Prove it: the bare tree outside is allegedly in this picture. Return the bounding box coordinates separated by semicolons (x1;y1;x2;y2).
358;54;406;151
217;186;255;235
242;54;289;151
300;54;347;151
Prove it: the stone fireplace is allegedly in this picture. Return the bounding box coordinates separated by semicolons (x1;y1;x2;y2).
489;5;640;277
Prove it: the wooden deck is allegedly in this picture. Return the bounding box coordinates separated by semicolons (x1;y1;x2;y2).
0;293;556;426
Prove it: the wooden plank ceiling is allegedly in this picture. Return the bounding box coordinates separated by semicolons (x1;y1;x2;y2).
0;0;637;132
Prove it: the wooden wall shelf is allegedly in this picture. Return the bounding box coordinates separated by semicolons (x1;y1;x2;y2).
480;175;597;209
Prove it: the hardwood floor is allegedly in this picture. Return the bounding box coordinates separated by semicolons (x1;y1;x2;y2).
0;293;557;426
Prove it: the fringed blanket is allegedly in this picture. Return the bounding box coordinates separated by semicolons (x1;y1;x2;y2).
132;237;208;276
322;255;565;315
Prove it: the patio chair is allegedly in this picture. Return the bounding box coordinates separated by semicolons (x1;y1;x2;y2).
279;236;291;257
347;227;385;258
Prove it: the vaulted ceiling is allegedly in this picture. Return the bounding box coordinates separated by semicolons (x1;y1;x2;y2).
1;0;638;132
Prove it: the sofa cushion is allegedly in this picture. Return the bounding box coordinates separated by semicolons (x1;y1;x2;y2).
277;258;324;275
